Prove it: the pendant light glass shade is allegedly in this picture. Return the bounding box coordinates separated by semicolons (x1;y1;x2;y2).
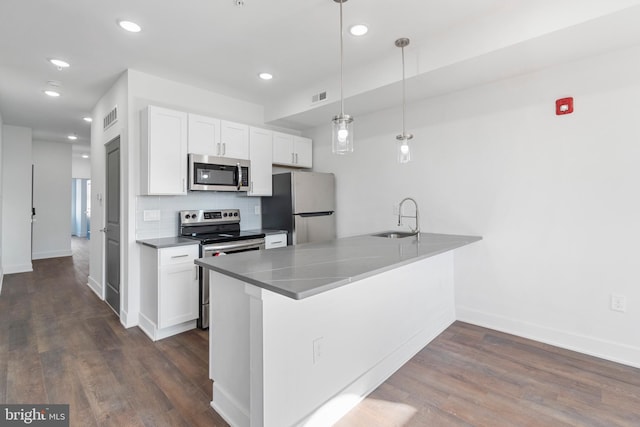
395;38;412;164
332;0;354;154
397;134;412;163
332;114;354;154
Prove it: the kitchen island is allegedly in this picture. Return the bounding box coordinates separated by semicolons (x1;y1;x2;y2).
196;232;481;427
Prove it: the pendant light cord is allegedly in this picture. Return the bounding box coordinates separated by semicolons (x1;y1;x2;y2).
339;0;345;116
401;44;406;136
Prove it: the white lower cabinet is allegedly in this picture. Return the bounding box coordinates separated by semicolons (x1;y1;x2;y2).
139;244;199;341
265;233;287;249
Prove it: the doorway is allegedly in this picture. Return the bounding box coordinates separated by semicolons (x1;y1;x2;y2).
105;136;121;315
71;178;91;238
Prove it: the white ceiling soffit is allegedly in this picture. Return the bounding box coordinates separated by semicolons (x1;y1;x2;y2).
1;0;640;142
265;2;640;130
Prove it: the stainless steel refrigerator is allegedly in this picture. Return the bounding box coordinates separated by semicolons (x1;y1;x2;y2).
262;172;336;245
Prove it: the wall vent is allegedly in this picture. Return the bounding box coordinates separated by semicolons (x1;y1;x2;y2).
311;91;327;103
103;106;118;130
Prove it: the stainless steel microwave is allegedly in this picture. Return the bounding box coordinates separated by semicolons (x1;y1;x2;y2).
188;154;250;192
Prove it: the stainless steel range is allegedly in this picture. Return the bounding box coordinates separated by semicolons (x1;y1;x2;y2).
179;209;265;329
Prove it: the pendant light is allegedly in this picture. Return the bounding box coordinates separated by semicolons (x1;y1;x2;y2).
395;38;413;164
332;0;354;155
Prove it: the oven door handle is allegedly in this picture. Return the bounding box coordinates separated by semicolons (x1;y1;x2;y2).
203;238;264;253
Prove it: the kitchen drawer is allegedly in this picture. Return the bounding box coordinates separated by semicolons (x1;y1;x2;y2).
265;233;287;249
159;245;199;265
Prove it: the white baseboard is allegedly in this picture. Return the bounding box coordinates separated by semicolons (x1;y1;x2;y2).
120;308;139;328
211;383;250;427
138;312;196;341
3;263;33;274
87;275;103;299
32;249;73;260
457;305;640;369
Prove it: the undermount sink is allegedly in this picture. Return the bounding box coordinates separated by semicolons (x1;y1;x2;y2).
371;231;418;239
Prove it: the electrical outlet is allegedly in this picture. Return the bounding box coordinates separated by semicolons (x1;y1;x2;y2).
611;294;627;313
254;205;260;215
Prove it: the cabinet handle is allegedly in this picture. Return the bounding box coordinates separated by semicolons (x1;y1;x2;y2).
182;178;186;192
272;240;283;245
216;143;221;155
222;143;226;156
291;153;295;164
195;266;199;281
295;153;298;164
171;254;189;259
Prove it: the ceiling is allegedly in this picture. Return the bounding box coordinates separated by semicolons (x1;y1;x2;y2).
2;0;640;155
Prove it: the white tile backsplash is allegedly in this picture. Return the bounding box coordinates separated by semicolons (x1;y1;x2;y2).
136;193;261;239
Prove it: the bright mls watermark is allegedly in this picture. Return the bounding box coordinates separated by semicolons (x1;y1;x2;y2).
0;405;69;426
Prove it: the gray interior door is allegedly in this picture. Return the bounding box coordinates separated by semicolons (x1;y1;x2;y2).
105;137;120;315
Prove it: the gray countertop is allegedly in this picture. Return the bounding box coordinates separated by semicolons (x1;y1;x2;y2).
136;236;199;249
195;232;482;300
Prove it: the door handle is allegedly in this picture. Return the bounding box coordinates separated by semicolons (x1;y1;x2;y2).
100;227;108;232
236;163;242;191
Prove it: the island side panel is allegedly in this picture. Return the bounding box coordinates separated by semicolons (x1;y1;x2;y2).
209;271;252;427
252;251;456;427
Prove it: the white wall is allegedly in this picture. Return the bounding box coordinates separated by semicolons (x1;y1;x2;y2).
309;44;640;368
89;71;128;303
1;125;33;274
0;112;3;288
72;156;91;179
32;140;72;259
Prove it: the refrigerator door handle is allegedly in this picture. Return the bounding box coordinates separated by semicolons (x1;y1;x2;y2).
297;211;334;217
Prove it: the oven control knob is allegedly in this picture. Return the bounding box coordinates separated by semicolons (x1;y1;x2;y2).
234;212;238;217
185;214;191;219
223;212;228;217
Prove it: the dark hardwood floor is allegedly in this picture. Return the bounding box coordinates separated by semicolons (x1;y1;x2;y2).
1;238;639;426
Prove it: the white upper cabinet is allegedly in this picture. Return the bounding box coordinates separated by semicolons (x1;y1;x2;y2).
188;113;221;156
293;136;312;168
248;127;273;196
220;120;250;160
140;105;188;195
273;132;294;165
272;131;312;168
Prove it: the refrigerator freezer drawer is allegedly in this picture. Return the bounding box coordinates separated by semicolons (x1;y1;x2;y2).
293;213;336;245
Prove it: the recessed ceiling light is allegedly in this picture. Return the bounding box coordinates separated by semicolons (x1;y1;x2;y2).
83;117;93;123
349;24;368;36
67;135;78;141
44;90;61;97
118;20;142;33
49;58;70;69
81;154;90;159
258;72;273;80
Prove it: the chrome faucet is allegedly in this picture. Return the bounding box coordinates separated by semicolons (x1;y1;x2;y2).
398;197;420;240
